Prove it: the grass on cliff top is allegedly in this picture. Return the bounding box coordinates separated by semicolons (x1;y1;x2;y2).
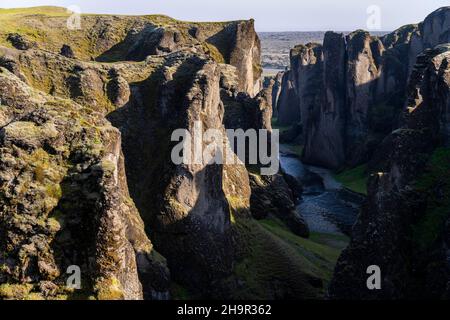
0;6;69;16
0;6;241;25
230;216;347;299
413;147;450;251
334;164;368;195
0;6;236;62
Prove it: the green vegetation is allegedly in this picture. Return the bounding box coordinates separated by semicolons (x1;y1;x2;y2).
413;147;450;251
271;117;290;133
201;43;225;64
0;283;33;300
259;218;347;279
0;6;69;16
0;6;241;63
334;164;368;195
283;144;304;157
230;216;348;299
94;276;124;300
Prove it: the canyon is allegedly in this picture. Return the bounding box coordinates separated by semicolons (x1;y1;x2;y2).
274;7;450;299
0;5;449;300
0;6;322;300
276;7;450;170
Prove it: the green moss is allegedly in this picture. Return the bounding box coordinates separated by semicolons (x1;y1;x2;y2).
0;284;33;299
0;6;245;64
271;117;291;133
27;148;66;200
230;216;347;299
252;61;263;78
95;276;124;300
25;292;45;300
101;159;116;174
202;43;225;63
334;165;368;195
258;218;344;279
412;147;450;250
46;184;63;200
46;217;62;233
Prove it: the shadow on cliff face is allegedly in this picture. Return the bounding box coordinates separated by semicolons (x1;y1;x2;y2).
277;30;414;170
106;57;237;297
205;26;235;63
96;24;178;63
47;166;104;299
301;78;407;170
329;45;450;300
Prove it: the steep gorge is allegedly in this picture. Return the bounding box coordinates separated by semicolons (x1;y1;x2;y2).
0;7;328;300
276;7;450;170
274;6;450;299
330;44;450;299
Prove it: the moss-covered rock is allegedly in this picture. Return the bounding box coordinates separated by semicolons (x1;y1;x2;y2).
0;68;169;300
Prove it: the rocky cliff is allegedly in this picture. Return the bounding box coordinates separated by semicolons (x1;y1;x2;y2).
277;7;450;170
0;7;259;300
0;7;261;97
271;6;450;299
0;7;323;300
0;66;169;300
329;45;450;299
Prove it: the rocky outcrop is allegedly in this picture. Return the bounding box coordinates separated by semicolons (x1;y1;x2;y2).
221;63;271;133
344;31;384;165
0;10;261;97
0;7;269;300
60;45;75;59
227;20;262;96
220;65;309;239
278;7;450;169
102;50;256;297
249;172;309;238
329;45;450;299
0;68;169;300
6;33;34;50
276;71;301;125
271;72;283;118
421;7;450;49
303;32;346;169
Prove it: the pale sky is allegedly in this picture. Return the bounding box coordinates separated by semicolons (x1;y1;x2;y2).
0;0;448;31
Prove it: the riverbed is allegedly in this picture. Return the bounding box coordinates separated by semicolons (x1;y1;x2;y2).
280;150;364;236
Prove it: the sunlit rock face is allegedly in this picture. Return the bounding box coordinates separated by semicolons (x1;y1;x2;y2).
0;9;266;299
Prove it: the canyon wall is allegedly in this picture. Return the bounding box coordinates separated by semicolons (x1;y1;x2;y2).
0;67;169;300
0;8;316;300
277;7;450;169
330;45;450;299
0;10;261;299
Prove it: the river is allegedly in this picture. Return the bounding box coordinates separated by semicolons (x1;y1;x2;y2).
280;148;364;236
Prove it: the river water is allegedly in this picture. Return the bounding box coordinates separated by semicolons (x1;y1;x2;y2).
280;150;363;236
